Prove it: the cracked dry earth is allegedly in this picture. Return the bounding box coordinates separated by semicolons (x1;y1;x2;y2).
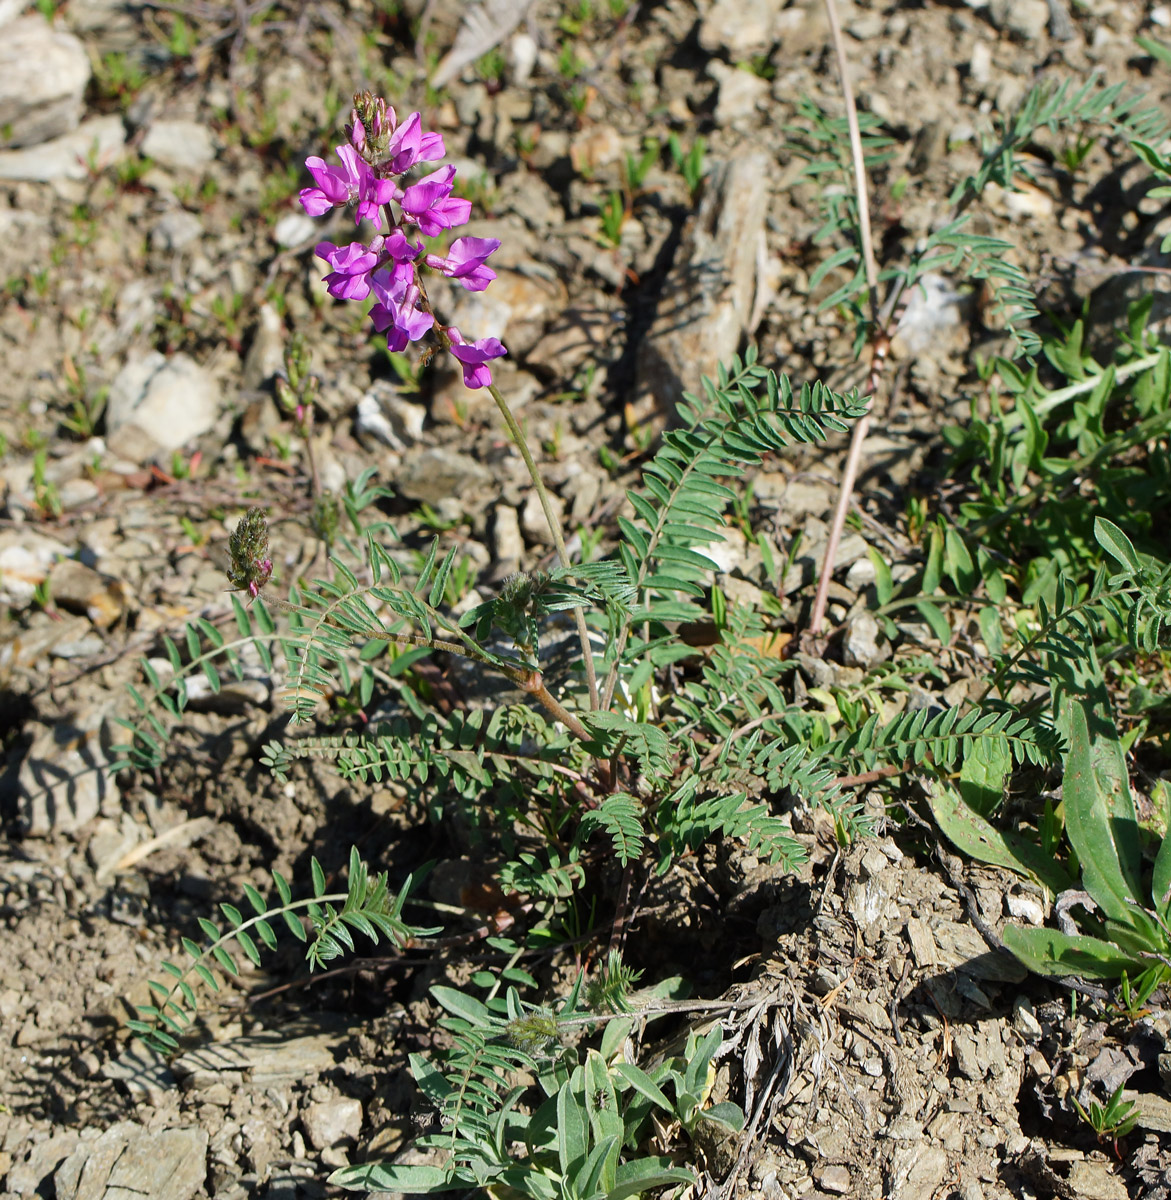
5;0;1171;1198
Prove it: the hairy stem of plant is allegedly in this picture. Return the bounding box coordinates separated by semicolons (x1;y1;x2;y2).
808;0;885;637
303;407;322;502
488;381;600;710
516;667;591;741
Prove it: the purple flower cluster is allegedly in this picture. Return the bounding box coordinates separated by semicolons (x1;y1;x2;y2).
300;95;507;390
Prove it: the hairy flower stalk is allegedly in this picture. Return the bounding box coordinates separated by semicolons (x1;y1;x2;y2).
300;93;599;710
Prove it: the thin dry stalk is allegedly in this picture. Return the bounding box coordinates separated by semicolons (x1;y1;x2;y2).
807;0;885;638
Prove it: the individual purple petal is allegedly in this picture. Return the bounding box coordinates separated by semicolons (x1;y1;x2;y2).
383;228;423;263
370;301;434;352
425;236;501;292
355;174;396;229
447;326;507;390
300;156;352;215
334;144;367;186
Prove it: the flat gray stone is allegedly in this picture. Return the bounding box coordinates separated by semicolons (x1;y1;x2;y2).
18;712;120;837
140;118;215;168
7;1129;82;1196
634;153;769;421
396;446;493;507
53;1122;207;1200
173;1028;348;1088
101;1040;175;1105
0;114;125;181
302;1097;363;1149
106;351;220;463
0;16;90;149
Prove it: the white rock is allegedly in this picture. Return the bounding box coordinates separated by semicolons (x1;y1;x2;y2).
151;208;203;252
709;62;769;125
1005;891;1046;926
273;211;317;247
845;557;877;592
242;302;285;388
141;118;215;168
116;278;158;341
521;488;564;546
106;351;220;463
59;477;100;510
987;0;1049;41
493;502;524;563
0;0;27;25
0;529;67;606
301;1097;363;1149
843;610;884;668
0;16;90;149
355;384;425;450
893;273;968;356
1012;997;1043;1040
969;41;993;86
699;0;785;57
0;113;125;181
383;395;426;443
509;31;539;85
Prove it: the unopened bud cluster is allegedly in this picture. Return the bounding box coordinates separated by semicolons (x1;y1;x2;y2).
227;507;273;600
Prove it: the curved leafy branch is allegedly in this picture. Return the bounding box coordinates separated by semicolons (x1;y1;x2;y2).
601;350;867;708
131;848;436;1055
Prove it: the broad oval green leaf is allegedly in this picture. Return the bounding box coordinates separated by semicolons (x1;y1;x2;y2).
328;1162;456;1192
1094;516;1140;573
1002;925;1141;980
1063;699;1144;926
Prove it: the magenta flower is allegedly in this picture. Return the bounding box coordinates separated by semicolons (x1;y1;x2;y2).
315;240;382;300
300;145;367;213
386;111;446;175
369;265;434;353
447;327;507;390
426;236;501;292
399;166;473;238
300;144;394;228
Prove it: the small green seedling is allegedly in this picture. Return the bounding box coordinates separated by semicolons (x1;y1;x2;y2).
1072;1082;1138;1152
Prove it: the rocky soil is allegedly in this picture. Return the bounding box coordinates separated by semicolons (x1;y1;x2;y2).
4;0;1171;1198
